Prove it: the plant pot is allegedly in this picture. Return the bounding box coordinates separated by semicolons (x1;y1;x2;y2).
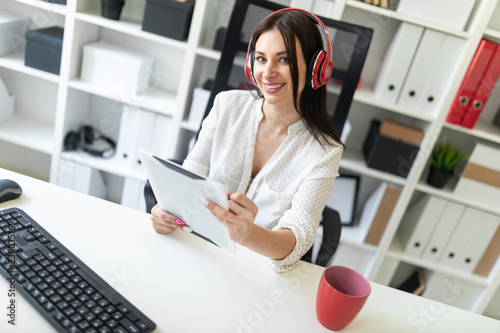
426;165;453;188
101;0;124;20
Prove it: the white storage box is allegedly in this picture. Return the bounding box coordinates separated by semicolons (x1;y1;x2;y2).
0;11;27;56
454;143;500;206
0;74;14;123
397;0;475;31
81;41;154;95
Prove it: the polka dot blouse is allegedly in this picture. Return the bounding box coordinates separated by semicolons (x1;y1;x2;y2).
183;90;343;273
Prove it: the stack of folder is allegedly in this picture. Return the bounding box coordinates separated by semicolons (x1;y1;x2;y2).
397;194;500;277
446;39;500;129
116;105;172;173
374;22;465;118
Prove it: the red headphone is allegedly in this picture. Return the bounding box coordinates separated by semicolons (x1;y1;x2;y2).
244;8;333;90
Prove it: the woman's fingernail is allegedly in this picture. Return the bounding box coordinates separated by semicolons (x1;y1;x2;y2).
199;197;209;206
183;226;192;233
176;219;186;225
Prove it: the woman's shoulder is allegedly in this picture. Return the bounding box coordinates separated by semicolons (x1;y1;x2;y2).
214;89;262;120
215;89;261;104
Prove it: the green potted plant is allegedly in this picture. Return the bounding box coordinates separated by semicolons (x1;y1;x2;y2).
101;0;125;20
427;141;467;188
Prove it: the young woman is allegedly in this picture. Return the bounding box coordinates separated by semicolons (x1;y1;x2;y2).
150;8;343;273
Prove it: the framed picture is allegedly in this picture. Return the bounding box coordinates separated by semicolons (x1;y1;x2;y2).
324;175;360;226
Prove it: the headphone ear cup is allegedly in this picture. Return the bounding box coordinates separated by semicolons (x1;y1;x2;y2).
64;131;80;150
81;126;94;145
245;51;256;85
308;49;326;90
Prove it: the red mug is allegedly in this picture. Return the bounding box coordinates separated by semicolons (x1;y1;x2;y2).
316;265;371;331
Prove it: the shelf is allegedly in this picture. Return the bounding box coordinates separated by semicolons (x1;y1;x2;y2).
68;79;177;116
0;115;53;154
443;121;500;145
415;180;500;216
0;52;60;83
340;148;407;186
388;236;490;287
60;151;147;182
180;120;200;133
340;225;378;252
345;0;471;39
353;87;437;122
14;0;68;15
75;10;188;50
196;46;221;60
484;28;500;40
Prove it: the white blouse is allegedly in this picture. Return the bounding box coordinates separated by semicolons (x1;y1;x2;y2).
183;90;343;272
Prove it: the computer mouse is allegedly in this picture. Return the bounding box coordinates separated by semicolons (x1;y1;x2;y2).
0;179;23;204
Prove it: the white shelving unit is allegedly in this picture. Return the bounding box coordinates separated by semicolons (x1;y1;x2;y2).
0;0;499;320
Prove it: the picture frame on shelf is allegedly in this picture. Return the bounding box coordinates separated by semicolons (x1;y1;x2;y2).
325;175;360;227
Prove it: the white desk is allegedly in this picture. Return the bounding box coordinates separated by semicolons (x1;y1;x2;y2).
1;168;499;333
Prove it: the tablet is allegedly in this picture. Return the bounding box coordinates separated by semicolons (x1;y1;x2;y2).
139;149;236;252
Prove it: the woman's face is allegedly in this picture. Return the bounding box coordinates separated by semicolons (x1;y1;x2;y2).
253;29;307;111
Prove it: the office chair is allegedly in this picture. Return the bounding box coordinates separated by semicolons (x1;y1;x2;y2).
144;0;372;267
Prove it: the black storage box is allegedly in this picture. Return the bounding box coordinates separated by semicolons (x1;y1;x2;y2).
142;0;194;41
362;119;420;178
25;26;64;75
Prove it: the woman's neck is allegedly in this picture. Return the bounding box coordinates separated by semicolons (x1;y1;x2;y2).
261;102;302;135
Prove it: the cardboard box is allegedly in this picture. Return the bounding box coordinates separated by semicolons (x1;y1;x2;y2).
363;119;421;178
0;12;26;56
81;41;154;95
454;143;500;206
25;26;64;75
379;118;424;146
142;0;194;41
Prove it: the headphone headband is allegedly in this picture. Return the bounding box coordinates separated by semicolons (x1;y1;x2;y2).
244;8;333;90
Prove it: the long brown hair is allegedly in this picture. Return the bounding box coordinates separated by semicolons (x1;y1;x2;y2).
249;10;341;146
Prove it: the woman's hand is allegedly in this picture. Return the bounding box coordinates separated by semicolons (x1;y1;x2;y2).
150;204;191;234
203;192;258;244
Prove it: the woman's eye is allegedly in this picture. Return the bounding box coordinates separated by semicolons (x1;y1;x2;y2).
256;56;266;62
279;57;288;63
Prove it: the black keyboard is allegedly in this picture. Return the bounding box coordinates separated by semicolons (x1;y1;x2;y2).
0;207;156;333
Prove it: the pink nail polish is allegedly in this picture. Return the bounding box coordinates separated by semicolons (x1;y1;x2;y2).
176;219;186;225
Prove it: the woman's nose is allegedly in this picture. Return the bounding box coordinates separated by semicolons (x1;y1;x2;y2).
263;62;277;78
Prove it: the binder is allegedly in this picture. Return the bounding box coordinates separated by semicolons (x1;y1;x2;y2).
397;29;445;110
150;113;172;159
397;195;447;257
187;88;210;131
439;207;482;267
461;44;500;128
456;212;500;272
415;35;465;117
421;201;465;262
474;223;500;277
374;22;424;104
445;40;497;125
56;160;107;199
116;105;155;171
422;271;482;309
121;177;146;212
362;183;402;246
